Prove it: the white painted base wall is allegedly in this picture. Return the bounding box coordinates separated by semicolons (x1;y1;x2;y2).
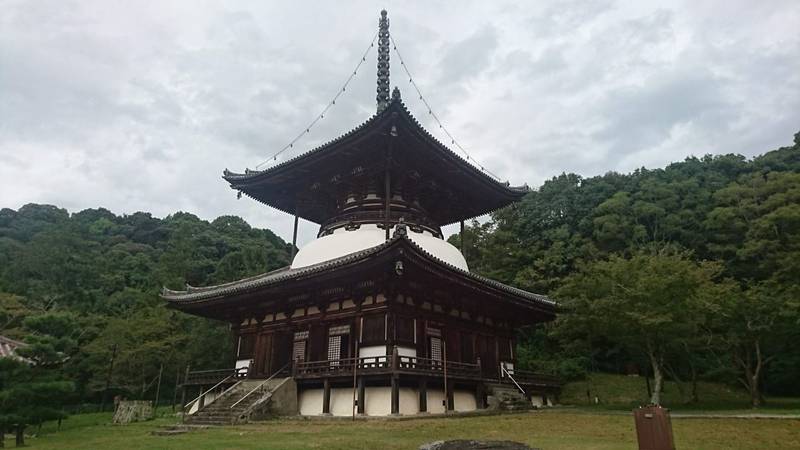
298;387;478;416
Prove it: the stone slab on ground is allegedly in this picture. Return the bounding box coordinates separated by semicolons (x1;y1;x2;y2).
420;440;538;450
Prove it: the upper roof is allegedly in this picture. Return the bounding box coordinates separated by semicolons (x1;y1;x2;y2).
162;224;555;322
223;93;529;226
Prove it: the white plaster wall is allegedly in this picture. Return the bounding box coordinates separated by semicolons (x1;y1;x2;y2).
235;359;252;371
364;386;391;416
426;389;446;414
399;388;419;415
291;224;469;271
397;346;417;357
531;396;544;408
359;345;386;359
454;390;477;412
298;389;324;416
330;388;357;416
298;386;477;416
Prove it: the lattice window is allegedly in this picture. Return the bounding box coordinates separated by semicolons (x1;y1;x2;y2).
328;335;342;365
292;340;306;362
430;336;442;362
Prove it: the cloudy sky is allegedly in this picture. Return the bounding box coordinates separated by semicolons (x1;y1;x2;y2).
2;0;798;245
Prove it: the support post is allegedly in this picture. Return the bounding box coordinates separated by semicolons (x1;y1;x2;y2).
384;166;391;240
357;376;366;415
476;382;486;409
198;385;206;409
460;220;465;255
153;363;164;416
179;365;189;423
390;375;399;415
418;379;428;413
290;212;299;260
322;378;331;415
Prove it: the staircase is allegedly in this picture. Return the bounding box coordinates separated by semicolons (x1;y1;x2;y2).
185;378;291;425
486;383;532;411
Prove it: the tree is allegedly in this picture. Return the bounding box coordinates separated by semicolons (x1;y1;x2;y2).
557;249;730;405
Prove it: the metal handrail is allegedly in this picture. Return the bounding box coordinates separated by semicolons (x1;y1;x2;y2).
184;374;232;413
501;365;525;395
230;362;291;409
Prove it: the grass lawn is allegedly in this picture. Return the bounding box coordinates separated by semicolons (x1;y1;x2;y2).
15;409;800;450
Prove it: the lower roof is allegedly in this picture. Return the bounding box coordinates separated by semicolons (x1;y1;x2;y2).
162;224;556;320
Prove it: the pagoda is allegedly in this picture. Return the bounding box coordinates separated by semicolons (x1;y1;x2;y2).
163;10;559;421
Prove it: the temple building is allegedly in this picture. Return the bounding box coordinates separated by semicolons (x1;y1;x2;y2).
163;11;559;423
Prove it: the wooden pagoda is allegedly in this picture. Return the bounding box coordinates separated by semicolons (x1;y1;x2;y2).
163;10;559;421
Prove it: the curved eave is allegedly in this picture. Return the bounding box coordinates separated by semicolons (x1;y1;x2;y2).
162;227;555;318
222;97;530;224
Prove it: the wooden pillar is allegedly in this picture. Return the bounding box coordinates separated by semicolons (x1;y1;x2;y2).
384;166;391;240
390;375;399;415
322;378;331;415
418;379;428;413
476;382;486;409
357;377;366;415
446;382;454;411
459;220;465;254
290;213;299;260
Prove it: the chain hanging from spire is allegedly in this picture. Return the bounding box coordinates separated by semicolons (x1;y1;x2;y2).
376;10;391;112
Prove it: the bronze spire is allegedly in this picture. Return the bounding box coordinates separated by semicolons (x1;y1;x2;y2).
376;10;390;112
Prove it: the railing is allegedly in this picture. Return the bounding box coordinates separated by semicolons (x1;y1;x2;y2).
295;356;389;377
230;362;291;409
184;367;248;386
501;365;525;395
183;375;232;416
294;354;481;379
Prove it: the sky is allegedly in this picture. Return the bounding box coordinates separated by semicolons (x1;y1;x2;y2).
1;0;798;245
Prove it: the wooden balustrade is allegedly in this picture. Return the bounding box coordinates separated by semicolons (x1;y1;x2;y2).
511;369;562;388
294;354;481;379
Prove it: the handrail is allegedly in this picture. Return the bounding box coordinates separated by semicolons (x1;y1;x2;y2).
184;374;232;413
230;362;291;409
501;365;525;395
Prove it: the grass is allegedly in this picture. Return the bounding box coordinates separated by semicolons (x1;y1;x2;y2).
560;373;800;413
9;408;799;450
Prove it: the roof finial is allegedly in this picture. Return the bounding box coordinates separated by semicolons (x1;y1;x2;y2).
376;10;390;112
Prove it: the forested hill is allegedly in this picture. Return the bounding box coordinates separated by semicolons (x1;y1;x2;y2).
0;208;291;403
448;132;800;402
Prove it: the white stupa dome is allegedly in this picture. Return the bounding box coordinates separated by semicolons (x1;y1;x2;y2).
291;224;469;271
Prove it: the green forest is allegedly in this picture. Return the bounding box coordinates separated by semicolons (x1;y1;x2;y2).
1;133;798;431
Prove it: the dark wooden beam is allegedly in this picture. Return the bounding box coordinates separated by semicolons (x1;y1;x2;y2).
323;378;331;415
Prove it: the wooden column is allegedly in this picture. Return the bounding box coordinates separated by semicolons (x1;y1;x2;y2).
446;382;454;411
322;378;331;415
198;386;205;409
357;376;366;415
384;166;391;240
390;375;399;415
418;379;428;413
290;213;299;260
460;220;465;254
476;382;486;409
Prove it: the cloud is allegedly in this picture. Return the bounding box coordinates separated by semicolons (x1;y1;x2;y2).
1;0;798;247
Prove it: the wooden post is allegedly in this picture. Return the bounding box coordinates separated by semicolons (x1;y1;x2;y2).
322;378;331;415
384;167;391;241
198;385;206;409
443;341;449;413
460;220;465;255
179;365;190;422
15;425;24;447
476;382;486;409
153;363;164;416
357;376;366;415
352;340;358;420
390;375;399;415
290;212;299;260
418;379;428;413
172;366;180;412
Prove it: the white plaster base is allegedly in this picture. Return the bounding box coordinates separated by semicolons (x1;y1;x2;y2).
298;387;478;416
